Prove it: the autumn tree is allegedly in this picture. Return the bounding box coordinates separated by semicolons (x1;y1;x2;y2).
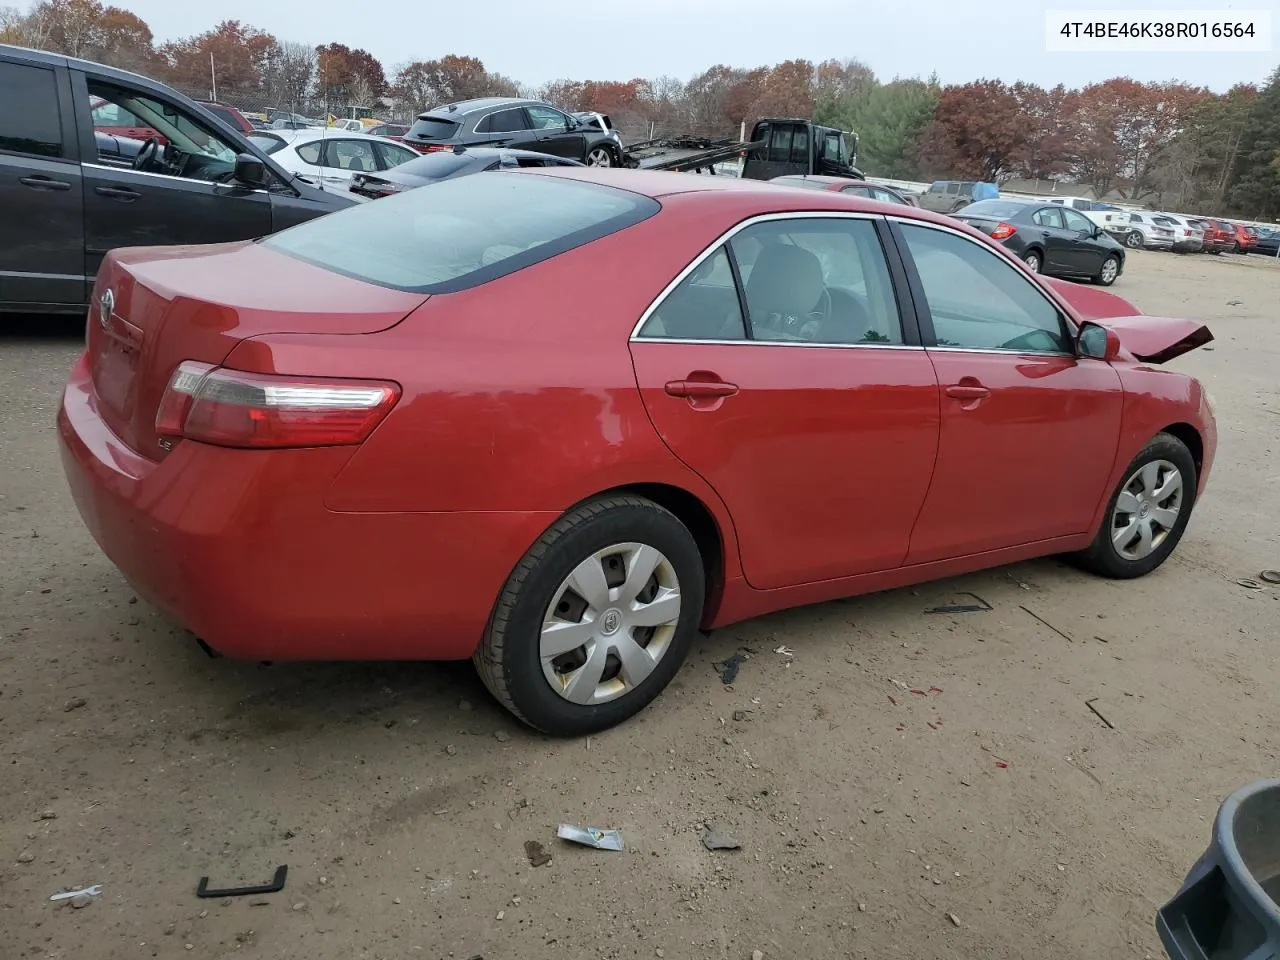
812;57;876;124
261;40;314;110
390;55;515;112
159;20;277;99
683;65;764;136
748;59;815;124
918;79;1026;183
1011;82;1076;181
4;0;156;70
314;43;386;104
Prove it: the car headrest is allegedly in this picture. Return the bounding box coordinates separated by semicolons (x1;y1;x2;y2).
745;243;824;318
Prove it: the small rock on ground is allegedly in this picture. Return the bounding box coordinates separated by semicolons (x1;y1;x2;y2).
70;894;92;909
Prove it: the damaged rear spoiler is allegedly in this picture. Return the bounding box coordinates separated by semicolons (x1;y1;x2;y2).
1098;315;1214;364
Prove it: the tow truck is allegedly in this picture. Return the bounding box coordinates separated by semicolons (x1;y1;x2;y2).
623;118;863;181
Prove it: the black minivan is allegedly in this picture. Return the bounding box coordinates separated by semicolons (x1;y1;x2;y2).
0;44;353;314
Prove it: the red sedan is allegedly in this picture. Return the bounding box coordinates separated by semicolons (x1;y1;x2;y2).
58;169;1218;736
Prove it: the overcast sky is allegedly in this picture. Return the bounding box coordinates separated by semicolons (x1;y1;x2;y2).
114;0;1275;92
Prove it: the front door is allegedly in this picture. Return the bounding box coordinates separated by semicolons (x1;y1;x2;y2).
892;220;1123;563
0;59;86;309
526;104;586;161
75;75;271;282
629;215;940;589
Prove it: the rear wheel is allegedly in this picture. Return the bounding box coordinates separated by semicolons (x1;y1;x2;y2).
1073;433;1197;579
1023;249;1042;273
586;146;615;167
474;495;705;736
1095;255;1120;286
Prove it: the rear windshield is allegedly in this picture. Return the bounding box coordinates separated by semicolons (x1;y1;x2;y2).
407;117;460;141
249;133;285;155
956;200;1028;219
261;172;660;293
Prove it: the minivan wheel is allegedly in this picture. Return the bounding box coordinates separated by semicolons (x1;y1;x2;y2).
587;147;615;167
474;495;705;736
1072;433;1197;580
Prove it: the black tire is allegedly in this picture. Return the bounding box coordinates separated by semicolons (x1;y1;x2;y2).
1073;432;1197;579
473;495;705;736
1022;249;1042;273
1125;231;1144;249
1094;254;1120;286
586;146;616;167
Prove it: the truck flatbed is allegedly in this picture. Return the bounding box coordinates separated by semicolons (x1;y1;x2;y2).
624;136;765;174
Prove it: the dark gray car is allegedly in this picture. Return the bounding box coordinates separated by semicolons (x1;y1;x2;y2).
0;43;352;314
404;98;625;167
347;146;584;200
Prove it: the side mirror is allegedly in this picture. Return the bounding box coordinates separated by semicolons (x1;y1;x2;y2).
1078;321;1121;361
234;153;266;188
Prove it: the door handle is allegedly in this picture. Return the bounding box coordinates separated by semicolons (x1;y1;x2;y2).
19;176;71;191
945;384;991;400
95;185;140;201
664;379;738;399
1041;230;1051;237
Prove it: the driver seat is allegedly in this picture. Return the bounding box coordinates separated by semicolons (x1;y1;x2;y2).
744;243;825;322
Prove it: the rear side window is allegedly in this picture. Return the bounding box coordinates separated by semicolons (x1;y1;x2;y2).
262;173;661;293
407;117;460;140
0;63;63;158
481;109;528;134
295;141;322;164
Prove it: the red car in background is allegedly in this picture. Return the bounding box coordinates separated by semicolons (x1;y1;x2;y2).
1194;219;1234;253
90;94;164;144
57;169;1217;736
363;122;427;153
194;100;255;137
1226;222;1257;254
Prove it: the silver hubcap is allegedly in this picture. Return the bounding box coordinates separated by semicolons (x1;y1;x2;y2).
540;543;681;705
1025;254;1039;271
1111;460;1183;560
587;148;612;167
1101;258;1118;282
1127;233;1142;248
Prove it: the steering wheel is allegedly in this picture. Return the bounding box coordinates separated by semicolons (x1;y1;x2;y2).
133;138;158;171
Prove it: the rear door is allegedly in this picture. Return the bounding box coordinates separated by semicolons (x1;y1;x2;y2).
891;218;1122;562
629;214;940;588
314;137;380;189
0;58;86;310
474;107;539;150
74;73;272;283
1029;206;1073;271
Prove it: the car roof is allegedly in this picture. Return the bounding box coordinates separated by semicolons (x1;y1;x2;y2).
419;97;532;118
2;42;175;93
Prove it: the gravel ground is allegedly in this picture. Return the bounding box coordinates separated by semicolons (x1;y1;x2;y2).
2;250;1278;960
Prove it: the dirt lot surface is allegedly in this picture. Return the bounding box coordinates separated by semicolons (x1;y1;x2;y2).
2;250;1278;960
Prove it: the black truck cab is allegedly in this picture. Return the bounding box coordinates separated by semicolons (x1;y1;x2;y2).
0;43;353;314
741;119;863;182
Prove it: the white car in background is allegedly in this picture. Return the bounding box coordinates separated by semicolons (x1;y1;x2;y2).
1113;211;1177;250
1154;213;1205;252
247;128;419;193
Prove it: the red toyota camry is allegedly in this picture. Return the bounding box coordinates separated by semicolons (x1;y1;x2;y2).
58;169;1218;736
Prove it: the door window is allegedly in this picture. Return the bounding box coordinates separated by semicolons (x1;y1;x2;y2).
91;100;143;127
1032;207;1066;229
323;139;378;172
481;108;529;134
1062;209;1094;234
637;247;746;341
873;188;903;204
295;141;323;164
0;63;63;158
526;105;570;130
767;126;795;163
841;185;873;197
899;223;1071;354
87;82;238;182
374;141;417;169
732;218;902;344
944;182;959;195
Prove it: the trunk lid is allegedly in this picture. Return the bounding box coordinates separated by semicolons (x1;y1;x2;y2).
1100;315;1214;364
87;240;426;459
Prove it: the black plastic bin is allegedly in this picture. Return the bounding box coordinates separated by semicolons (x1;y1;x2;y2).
1158;779;1280;959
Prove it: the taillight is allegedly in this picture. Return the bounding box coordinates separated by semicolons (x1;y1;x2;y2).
421;144;450;153
990;222;1017;240
156;361;400;449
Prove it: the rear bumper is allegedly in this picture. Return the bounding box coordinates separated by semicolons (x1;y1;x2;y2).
1173;238;1203;251
57;355;555;661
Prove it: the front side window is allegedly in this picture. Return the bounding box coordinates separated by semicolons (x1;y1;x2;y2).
263;173;659;294
1062;209;1094;234
0;63;63;158
87;82;238;180
526;105;569;130
899;223;1070;354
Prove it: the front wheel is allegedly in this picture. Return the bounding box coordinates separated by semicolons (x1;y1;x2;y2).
586;146;615;167
1095;255;1120;286
1125;231;1144;249
474;495;705;736
1073;433;1197;579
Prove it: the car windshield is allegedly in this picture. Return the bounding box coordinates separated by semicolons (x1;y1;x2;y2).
261;172;660;293
956;200;1029;219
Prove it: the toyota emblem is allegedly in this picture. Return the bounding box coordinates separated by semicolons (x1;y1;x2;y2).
98;288;115;330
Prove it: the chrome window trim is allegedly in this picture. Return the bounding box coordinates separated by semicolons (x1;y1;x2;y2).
886;214;1081;357
82;162;269;194
629;210;914;349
